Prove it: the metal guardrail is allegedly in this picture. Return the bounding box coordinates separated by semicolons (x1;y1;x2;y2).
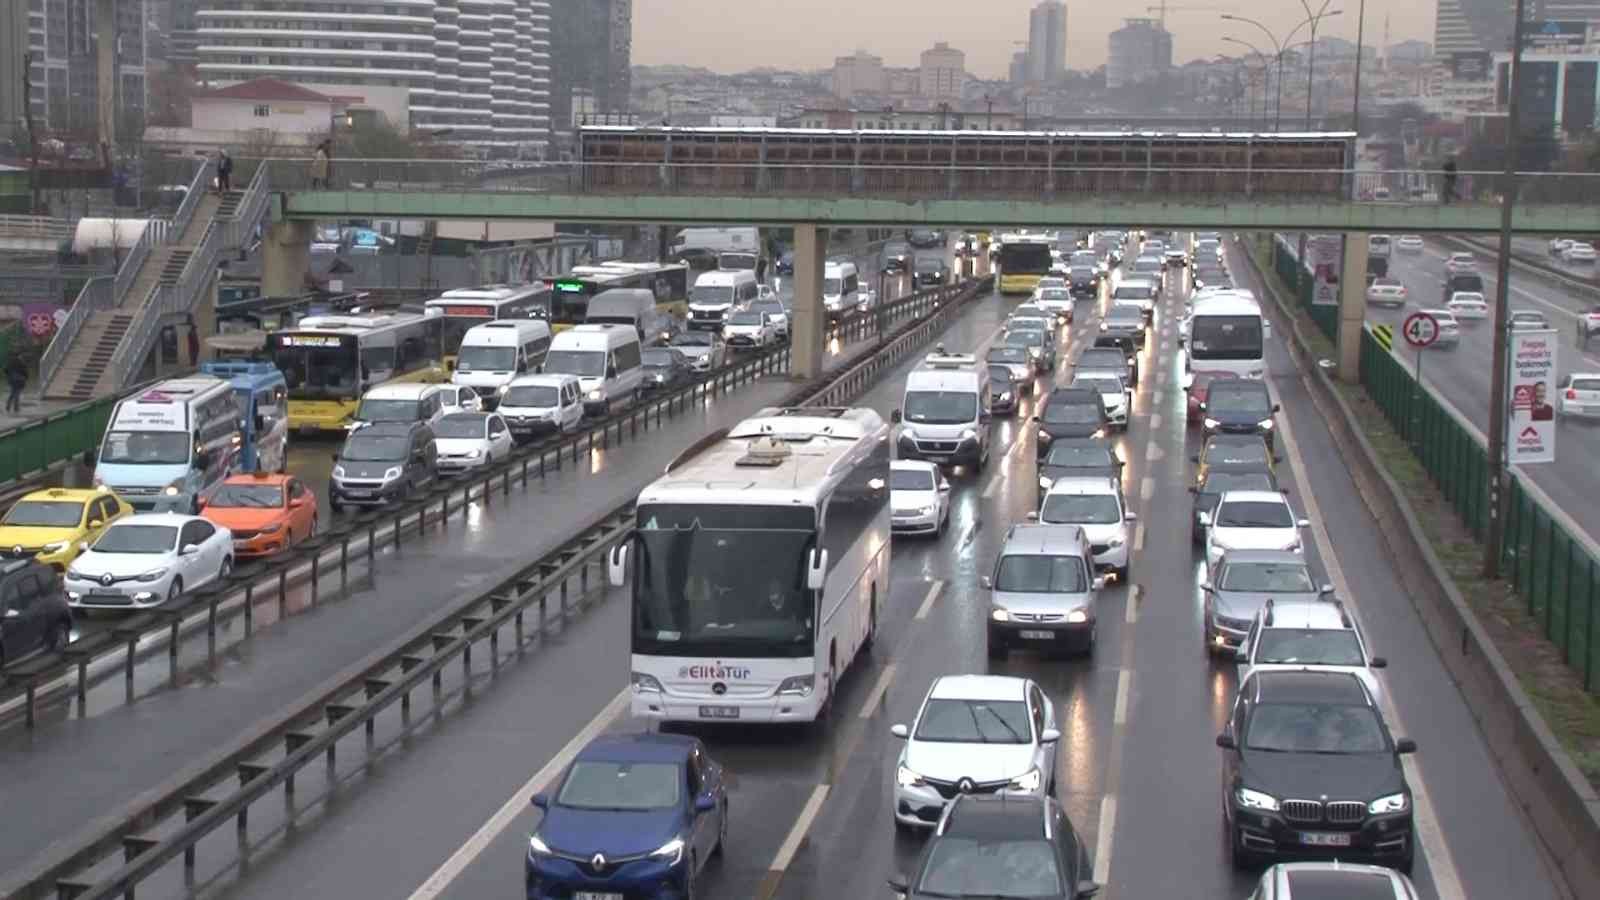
1;275;988;900
0;215;73;240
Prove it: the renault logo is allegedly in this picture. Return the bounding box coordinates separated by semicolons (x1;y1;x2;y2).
957;778;975;794
101;573;115;586
711;682;727;695
590;853;606;869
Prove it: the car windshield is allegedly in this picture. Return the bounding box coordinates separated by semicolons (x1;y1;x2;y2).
917;837;1063;897
99;430;191;466
1114;285;1154;300
988;364;1016;383
1107;308;1141;324
690;285;733;305
915;257;943;271
995;554;1088;593
556;761;681;811
641;349;677;367
728;312;764;327
434;414;488;439
1040;492;1121;524
890;468;936;491
1255;629;1367;666
1572;378;1600;391
1205;441;1269;467
989;348;1029;364
543;350;607;378
1077;350;1126;369
1221;562;1314;592
1042;401;1100;425
94;524;177;554
1216;501;1293;528
904;390;977;425
824;277;845;295
1372;278;1402;288
1006;330;1045;348
208;483;284;509
914;698;1032;744
341;434;409;462
455;346;516;372
1245;702;1387;753
4;500;85;527
1045;444;1114;467
1039;289;1071;302
504;385;560;407
1073;378;1120;397
1208;386;1272;416
356;398;420;423
671;332;712;347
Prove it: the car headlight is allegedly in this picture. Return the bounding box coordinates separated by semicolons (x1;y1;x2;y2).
40;541;66;554
1036;429;1053;443
960;428;977;442
649;837;685;866
1066;608;1089;623
1235;787;1280;811
332;465;346;479
654;374;667;383
1369;792;1409;814
1099;322;1108;331
1026;346;1040;358
1038;475;1054;490
1009;768;1042;792
991;607;1010;622
497;384;511;395
1203;417;1221;430
1258;419;1274;430
465;448;483;459
259;523;283;534
631;671;664;693
920;504;938;516
897;765;926;787
776;674;815;696
135;567;168;583
383;467;403;481
66;565;85;580
586;389;604;401
1107;536;1124;548
528;834;552;857
164;484;182;496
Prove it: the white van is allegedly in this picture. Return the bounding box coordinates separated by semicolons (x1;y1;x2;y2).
687;269;759;331
542;323;644;415
498;373;585;441
93;376;243;513
823;261;862;318
891;350;992;469
451;319;552;406
352;383;447;430
586;288;676;345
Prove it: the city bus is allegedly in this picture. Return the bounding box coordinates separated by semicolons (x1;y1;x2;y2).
1181;291;1271;381
199;360;290;473
424;284;550;368
996;235;1055;295
607;406;891;725
265;312;447;433
546;261;689;331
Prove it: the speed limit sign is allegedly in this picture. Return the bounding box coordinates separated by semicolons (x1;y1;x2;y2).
1402;311;1440;348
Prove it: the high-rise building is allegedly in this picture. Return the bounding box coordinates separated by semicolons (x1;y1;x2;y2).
1009;50;1030;85
552;0;631;133
831;50;885;99
1;0;28;134
1107;17;1172;89
1436;1;1600;60
919;42;967;99
1027;1;1067;84
22;0;148;134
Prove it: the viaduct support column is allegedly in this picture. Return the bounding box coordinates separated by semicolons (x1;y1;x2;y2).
95;0;117;162
1336;234;1369;384
263;220;314;298
789;224;829;381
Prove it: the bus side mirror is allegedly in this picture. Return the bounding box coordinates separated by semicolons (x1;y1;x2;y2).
607;543;629;587
446;359;456;372
806;548;829;591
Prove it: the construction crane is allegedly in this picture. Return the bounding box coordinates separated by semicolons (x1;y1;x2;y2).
1145;3;1233;27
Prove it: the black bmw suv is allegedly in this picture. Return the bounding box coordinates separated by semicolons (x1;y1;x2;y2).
891;794;1100;899
1217;670;1417;873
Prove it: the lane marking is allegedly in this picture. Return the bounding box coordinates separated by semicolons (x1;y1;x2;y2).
1139;476;1154;501
406;689;631;900
1149;413;1162;430
1272;382;1468;900
981;469;1006;499
1144;440;1164;462
1132;522;1146;554
1092;795;1118;885
959;522;977;547
768;784;831;873
858;663;898;720
1152;390;1163;406
915;579;946;620
1113;668;1132;725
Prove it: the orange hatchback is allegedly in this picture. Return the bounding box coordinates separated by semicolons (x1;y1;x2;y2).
200;473;318;559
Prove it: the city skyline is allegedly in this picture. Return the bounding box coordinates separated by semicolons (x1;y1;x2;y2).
633;1;1435;74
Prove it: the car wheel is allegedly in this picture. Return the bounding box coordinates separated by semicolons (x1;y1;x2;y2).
309;514;320;541
713;802;728;857
166;578;183;605
1117;563;1130;582
218;557;233;583
987;639;1007;661
46;619;71;652
1397;843;1415;875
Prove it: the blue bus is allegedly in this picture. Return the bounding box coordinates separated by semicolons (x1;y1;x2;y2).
199;361;290;473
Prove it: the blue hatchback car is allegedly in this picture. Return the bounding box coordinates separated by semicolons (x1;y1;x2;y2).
526;733;728;900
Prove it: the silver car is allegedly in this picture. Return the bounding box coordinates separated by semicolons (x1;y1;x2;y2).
1235;596;1388;705
983;523;1104;658
1200;549;1331;655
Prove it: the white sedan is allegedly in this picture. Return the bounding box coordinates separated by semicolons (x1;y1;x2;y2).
889;460;951;537
1364;278;1407;308
1396;235;1424;253
1559;373;1600;417
1419;308;1461;348
1203;490;1309;571
1563;242;1597;263
1443;252;1478;276
432;411;515;473
721;310;777;350
1447;292;1490;321
65;514;233;609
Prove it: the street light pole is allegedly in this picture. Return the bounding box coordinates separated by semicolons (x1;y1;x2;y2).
1300;0;1336;128
1351;0;1366;134
1485;0;1531;580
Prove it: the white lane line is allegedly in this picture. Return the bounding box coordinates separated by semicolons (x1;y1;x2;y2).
769;785;832;873
915;580;946;621
858;663;898;719
1139;476;1154;501
1092;795;1118;885
1272;384;1467;900
406;689;631;899
1113;668;1132;725
981;469;1006;499
1144;440;1164;462
1125;583;1141;623
1149;413;1162;430
1132;522;1146;554
959;522;977;546
1152;390;1163;406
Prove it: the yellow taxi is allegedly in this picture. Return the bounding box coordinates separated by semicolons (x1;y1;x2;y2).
0;486;134;571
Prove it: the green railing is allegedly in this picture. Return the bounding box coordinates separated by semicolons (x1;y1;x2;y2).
0;393;119;485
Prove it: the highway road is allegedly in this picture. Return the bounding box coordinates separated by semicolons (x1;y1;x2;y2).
1507;235;1600;284
110;238;1563;900
1368;239;1600;545
0;238;948;881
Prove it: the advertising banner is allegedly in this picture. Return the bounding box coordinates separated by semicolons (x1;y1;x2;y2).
1308;234;1343;306
1524;20;1588;51
1508;329;1558;464
1451;51;1491;81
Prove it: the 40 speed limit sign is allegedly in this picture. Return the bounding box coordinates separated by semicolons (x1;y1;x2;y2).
1401;311;1440;348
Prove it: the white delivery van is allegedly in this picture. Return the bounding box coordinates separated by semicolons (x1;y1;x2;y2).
586;287;676;345
497;373;585;441
541;323;644;415
93;376;243;513
451;319;552;407
891;350;992;469
351;383;447;430
822;261;862;318
687;269;759;331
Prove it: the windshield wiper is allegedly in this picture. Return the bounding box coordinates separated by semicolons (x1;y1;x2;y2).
964;704;992;744
977;705;1026;743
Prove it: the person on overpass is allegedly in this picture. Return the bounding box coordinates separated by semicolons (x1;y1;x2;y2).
1442;159;1458;205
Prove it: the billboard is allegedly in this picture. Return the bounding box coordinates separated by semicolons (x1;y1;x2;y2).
1308;234;1343;306
1508;329;1558;465
1516;61;1561;138
1524;20;1588;51
1563;61;1598;133
1452;51;1492;81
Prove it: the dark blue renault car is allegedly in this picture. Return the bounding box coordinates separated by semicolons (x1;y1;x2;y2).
526;733;728;899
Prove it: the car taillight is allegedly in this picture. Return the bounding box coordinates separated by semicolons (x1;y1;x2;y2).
1569;388;1580;400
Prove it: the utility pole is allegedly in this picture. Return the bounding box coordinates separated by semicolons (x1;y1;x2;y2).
1485;0;1530;580
1351;0;1366;134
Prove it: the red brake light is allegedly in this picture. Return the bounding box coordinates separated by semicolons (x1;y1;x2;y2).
1569;388;1580;400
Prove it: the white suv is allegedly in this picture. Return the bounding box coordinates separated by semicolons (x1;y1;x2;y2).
1204;490;1308;571
890;674;1060;831
1035;476;1136;580
1236;597;1388;704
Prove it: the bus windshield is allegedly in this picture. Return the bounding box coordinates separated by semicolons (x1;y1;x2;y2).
269;335;362;400
1190;315;1264;361
998;242;1052;274
632;504;817;657
544;350;607;378
436;316;486;356
456;345;517;373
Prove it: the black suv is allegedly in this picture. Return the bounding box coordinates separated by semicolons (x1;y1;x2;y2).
913;254;950;287
891;794;1100;900
329;421;438;512
1075;346;1138;388
1218;670;1417;873
1201;378;1281;449
1035;388;1109;452
0;559;72;665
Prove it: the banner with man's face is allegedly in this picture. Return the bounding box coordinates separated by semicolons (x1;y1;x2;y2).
1509;330;1558;464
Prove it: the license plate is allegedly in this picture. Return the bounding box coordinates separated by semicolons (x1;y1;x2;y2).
575;893;623;900
1300;831;1352;847
699;705;740;719
1020;630;1055;640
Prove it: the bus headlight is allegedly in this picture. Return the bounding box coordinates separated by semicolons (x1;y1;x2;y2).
631;672;664;693
777;675;814;696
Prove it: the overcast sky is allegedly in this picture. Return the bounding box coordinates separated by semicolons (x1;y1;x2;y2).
633;2;1434;75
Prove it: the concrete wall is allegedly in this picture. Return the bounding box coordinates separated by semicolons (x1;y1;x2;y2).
192;98;337;135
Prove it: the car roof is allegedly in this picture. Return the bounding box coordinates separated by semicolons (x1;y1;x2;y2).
929;674;1029;702
1271;861;1413;900
891;459;940;475
19;487;105;503
1261;597;1352;630
1217;489;1290;505
575;732;696;764
1250;670;1370;706
1001;523;1088;557
1044;476;1119;497
354;421;424;437
940;794;1051;840
1220;548;1307;566
508;373;580;387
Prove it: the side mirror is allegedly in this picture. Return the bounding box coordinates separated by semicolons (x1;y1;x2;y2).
890;723;910;739
88;519;103;530
806;547;829;591
1025;511;1039;522
607;543;629;587
1197;511;1212;526
890;409;902;423
1215;733;1236;749
1197;402;1206;412
980;575;993;590
1200;581;1214;593
530;792;549;810
1297;518;1311;528
1124;512;1138;522
289;496;308;508
181;543;201;556
1320;583;1336;595
887;875;910;894
1370;656;1389;668
1272;403;1281;413
1040;728;1061;743
1235;645;1249;662
1076;882;1103;899
446;360;456;372
607;365;618;378
938;481;951;494
694;794;717;813
1395;738;1417;754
